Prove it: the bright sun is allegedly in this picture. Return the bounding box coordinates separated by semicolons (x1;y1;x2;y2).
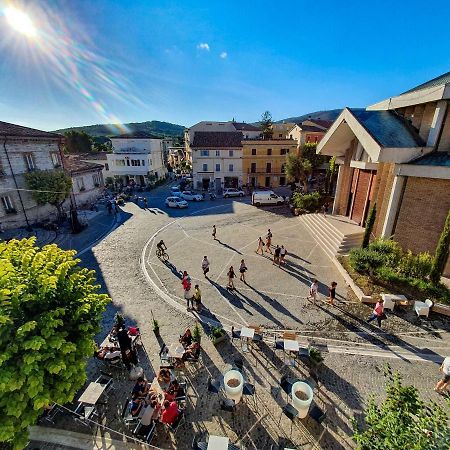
5;6;36;37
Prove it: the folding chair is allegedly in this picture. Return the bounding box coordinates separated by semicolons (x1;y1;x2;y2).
121;397;140;428
220;398;236;412
134;420;156;443
73;402;98;428
39;403;61;424
207;377;222;395
231;326;241;342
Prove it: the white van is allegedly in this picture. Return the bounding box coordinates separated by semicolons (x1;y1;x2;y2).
251;191;285;206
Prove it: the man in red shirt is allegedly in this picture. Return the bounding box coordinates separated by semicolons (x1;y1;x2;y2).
160;400;179;425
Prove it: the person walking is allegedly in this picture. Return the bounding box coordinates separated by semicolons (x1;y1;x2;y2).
280;245;287;265
265;229;273;254
193;285;202;312
256;237;265;255
273;245;281;266
367;298;386;327
434;356;450;394
239;259;247;282
227;266;235;290
327;281;337;305
307;279;319;305
201;256;210;277
107;200;113;215
143;197;148;209
212;225;217;240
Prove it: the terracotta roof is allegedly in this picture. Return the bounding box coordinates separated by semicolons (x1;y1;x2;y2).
305;119;333;129
300;125;326;133
232;122;260;131
77;152;108;161
63;155;103;175
0;121;63;139
192;131;243;148
401;71;450;95
111;131;161;139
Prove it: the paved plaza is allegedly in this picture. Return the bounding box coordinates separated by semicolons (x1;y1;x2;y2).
28;183;450;450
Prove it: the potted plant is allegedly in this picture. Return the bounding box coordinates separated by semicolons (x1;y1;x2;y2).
308;346;324;367
208;325;227;345
152;319;160;337
192;322;202;344
115;313;125;329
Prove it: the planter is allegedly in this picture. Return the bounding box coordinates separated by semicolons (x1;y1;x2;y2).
211;333;227;345
223;369;244;404
291;381;313;418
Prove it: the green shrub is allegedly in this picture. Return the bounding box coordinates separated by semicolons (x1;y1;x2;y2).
362;203;376;248
398;251;433;279
349;248;384;275
430;210;450;283
368;238;402;266
292;192;321;211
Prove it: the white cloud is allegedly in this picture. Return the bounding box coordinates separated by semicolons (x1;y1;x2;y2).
220;52;228;59
197;43;210;51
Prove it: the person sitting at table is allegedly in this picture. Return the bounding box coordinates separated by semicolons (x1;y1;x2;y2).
160;400;180;425
165;380;183;402
129;394;144;417
94;346;121;360
132;377;149;398
179;328;192;348
140;398;161;426
157;368;172;384
181;342;200;361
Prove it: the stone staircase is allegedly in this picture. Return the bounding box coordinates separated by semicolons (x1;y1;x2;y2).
300;213;364;259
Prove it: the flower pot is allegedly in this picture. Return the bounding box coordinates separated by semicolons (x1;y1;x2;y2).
291;381;313;418
211;333;227;345
223;369;244;404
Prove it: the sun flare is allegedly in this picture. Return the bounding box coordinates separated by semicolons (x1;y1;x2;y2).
5;6;36;37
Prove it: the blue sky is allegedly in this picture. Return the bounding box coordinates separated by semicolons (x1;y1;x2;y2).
0;0;449;131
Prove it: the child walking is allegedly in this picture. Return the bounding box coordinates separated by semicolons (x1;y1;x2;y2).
327;281;337;305
227;266;235;290
239;259;247;282
256;237;264;255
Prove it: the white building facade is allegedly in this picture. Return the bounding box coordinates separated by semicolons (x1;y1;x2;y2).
107;133;168;186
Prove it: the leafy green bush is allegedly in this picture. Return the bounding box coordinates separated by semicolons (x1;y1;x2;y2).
292;192;321;211
398;251;433;279
369;238;402;266
349;248;384;275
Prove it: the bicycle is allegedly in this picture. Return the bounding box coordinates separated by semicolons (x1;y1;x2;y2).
156;247;169;261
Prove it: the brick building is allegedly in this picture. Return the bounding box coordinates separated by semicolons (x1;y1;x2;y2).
0;121;64;230
317;71;450;275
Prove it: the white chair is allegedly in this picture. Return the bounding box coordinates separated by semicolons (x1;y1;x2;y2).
381;294;396;311
414;299;433;318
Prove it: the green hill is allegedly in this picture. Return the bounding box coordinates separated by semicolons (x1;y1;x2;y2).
277;108;364;124
54;120;185;138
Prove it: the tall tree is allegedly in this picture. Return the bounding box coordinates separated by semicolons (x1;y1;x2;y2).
64;130;92;153
430;209;450;283
25;170;72;219
0;238;110;448
301;143;326;169
362;203;376;248
352;367;449;450
260;111;273;139
284;153;312;192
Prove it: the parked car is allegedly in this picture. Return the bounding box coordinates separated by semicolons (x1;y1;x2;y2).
251;190;285;206
170;186;182;197
180;191;204;201
223;188;245;198
165;196;188;208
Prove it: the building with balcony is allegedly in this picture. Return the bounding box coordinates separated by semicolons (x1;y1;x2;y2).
317;71;450;275
0;121;65;230
242;138;298;188
107;132;168;186
289;118;333;150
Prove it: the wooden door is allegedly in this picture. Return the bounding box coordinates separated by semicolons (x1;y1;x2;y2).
350;169;371;225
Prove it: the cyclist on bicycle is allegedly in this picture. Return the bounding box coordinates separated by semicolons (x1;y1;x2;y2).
156;240;167;254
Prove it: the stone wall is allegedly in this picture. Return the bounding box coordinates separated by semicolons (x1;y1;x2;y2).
394;177;450;276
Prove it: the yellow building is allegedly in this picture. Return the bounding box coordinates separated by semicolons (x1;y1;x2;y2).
242;139;298;188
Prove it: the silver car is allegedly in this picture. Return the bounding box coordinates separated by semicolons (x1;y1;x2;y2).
223;188;245;198
165;196;188;208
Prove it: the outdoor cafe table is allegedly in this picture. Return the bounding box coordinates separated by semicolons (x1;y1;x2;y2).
78;382;106;405
240;327;255;353
150;377;166;402
207;435;230;450
168;343;185;359
283;339;299;366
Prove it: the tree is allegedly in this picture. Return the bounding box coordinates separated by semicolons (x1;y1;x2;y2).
25;170;72;219
92;139;112;153
362;203;376;248
260;111;273;139
64;130;92;153
352;367;449;450
283;153;312;192
0;238;110;448
430;209;450;284
301;143;326;169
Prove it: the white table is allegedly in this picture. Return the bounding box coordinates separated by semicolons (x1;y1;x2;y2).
381;294;408;310
168;342;185;359
78;382;106;405
240;327;255;353
207;435;230;450
283;339;299;366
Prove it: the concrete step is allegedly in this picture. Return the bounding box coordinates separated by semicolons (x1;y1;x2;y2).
300;213;364;257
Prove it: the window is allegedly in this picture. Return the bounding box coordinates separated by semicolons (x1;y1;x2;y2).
76;177;85;190
105;163;109;171
229;164;234;172
280;148;289;155
202;163;208;171
215;164;221;172
142;160;145;166
131;159;141;166
314;136;319;143
1;195;15;213
51;152;61;167
200;150;210;156
92;173;102;186
280;176;286;186
267;148;272;156
279;133;283;138
229;150;234;157
116;159;125;166
266;162;272;173
250;163;256;173
126;159;130;166
281;163;286;173
251;149;256;156
215;150;220;156
265;177;271;187
24;153;35;171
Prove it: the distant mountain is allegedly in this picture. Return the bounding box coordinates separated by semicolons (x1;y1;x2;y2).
54;120;185;138
276;108;363;124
